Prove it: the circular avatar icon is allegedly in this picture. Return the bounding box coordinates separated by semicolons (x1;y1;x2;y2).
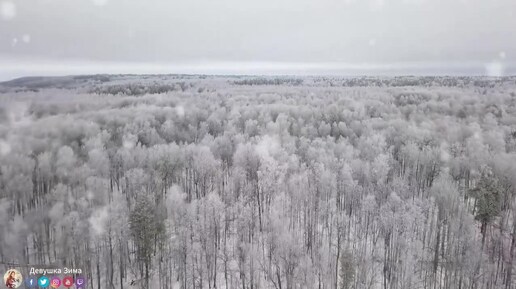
50;277;61;288
38;276;50;288
75;276;86;288
4;269;23;288
62;276;74;288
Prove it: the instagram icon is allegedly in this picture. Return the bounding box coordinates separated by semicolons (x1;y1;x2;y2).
50;277;61;288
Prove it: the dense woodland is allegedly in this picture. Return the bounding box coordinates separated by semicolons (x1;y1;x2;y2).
1;75;516;289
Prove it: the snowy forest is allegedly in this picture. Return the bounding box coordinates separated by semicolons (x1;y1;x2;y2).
1;75;516;289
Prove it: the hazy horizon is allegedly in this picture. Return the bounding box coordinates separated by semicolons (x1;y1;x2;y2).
1;59;516;82
1;0;515;80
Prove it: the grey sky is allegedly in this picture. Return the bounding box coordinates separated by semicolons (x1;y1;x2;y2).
0;0;515;79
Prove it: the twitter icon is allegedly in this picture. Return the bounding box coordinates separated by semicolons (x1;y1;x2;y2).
38;276;50;288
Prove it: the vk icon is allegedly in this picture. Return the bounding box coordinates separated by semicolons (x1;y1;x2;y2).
38;276;50;288
26;277;37;287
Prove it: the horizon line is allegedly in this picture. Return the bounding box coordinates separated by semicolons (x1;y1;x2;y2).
1;59;515;82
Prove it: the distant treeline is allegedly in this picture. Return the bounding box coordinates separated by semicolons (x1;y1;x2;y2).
318;76;516;88
232;78;304;86
89;82;192;96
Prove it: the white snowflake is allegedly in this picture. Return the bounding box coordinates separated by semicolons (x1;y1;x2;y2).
91;0;108;7
0;140;11;156
0;1;16;21
22;34;31;43
485;62;504;77
175;105;185;117
369;0;386;11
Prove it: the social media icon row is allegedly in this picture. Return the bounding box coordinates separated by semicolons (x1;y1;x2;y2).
25;276;85;288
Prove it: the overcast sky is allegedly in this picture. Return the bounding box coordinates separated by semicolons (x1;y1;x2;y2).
0;0;515;80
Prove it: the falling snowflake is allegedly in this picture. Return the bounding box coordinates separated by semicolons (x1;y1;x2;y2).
175;105;185;117
403;0;426;4
0;140;11;155
0;1;16;20
369;0;386;11
91;0;108;6
122;133;137;149
485;62;504;77
22;34;31;43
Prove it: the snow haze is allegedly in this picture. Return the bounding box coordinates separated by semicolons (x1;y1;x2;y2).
1;0;515;79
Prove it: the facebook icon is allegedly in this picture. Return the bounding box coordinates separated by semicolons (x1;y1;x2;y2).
25;277;37;288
